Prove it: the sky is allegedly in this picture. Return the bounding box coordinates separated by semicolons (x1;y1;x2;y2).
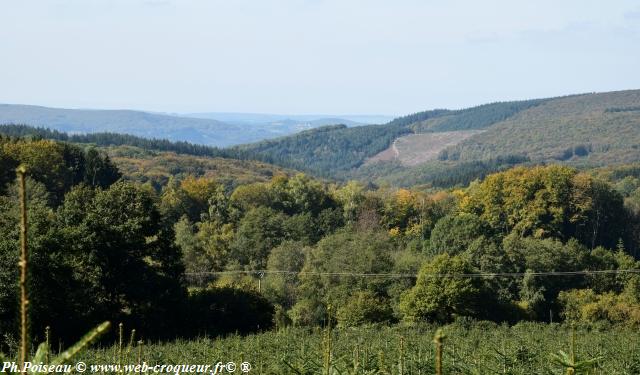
1;0;639;115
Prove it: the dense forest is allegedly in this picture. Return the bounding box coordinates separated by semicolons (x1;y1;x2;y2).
234;123;412;177
2;135;640;352
409;98;550;132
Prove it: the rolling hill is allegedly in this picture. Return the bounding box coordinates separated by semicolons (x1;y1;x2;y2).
2;90;639;188
235;90;640;186
0;104;246;146
233;97;551;178
0;104;376;147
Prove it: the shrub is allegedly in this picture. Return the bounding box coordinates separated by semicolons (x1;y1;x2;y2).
559;289;640;326
336;290;394;327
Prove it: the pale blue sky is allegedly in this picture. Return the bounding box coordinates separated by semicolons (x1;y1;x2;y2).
1;0;639;115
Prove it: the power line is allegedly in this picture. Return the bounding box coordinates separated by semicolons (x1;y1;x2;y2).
184;269;640;279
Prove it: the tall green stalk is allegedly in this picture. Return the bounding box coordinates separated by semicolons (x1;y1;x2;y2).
434;329;445;375
323;305;333;375
17;166;28;374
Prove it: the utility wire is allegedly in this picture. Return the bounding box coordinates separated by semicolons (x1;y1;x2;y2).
184;269;640;279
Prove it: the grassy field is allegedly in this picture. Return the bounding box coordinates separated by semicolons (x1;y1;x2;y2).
73;323;640;374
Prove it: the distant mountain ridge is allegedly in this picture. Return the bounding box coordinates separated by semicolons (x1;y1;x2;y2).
184;112;393;125
0;104;379;147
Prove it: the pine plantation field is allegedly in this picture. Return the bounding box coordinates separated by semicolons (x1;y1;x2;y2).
75;323;640;374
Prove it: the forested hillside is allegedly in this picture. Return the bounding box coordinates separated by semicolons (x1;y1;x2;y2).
409;97;551;132
234;99;549;178
234;123;413;177
3;134;640;347
238;91;640;187
442;90;640;164
105;145;292;190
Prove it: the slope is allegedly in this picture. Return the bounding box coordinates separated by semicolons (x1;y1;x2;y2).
364;131;484;166
441;90;640;165
366;90;640;187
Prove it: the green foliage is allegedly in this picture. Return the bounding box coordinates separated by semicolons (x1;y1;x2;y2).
605;105;640;113
360;92;640;187
459;165;627;249
174;216;233;274
74;324;640;374
83;148;121;188
428;213;489;255
111;146;288;192
0;123;265;166
54;181;185;337
356;155;530;188
1;178;184;342
0;178;59;345
411;98;548;132
400;254;489;323
558;289;640;326
550;350;602;375
0;137;120;203
45;321;112;368
0;146;19;194
4;132;640;347
236;99;549;179
237;123;413;177
445;90;640;166
263;241;307;309
230;207;289;269
335;290;394;327
161;175;224;222
503;236;588;317
294;230;395;325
